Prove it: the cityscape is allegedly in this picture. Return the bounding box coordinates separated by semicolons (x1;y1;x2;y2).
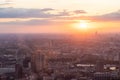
0;34;120;80
0;0;120;80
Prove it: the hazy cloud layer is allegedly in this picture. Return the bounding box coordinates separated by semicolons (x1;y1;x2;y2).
40;8;55;11
73;10;87;14
0;3;11;6
0;8;74;18
91;10;120;21
0;0;13;6
0;7;87;26
0;19;53;26
62;10;120;22
0;8;86;18
0;7;120;26
0;7;57;18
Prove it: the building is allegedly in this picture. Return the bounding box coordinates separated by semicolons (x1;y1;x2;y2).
93;72;120;80
15;64;23;79
95;60;104;72
31;51;46;72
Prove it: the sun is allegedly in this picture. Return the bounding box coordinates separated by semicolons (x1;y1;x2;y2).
74;20;89;30
79;23;88;29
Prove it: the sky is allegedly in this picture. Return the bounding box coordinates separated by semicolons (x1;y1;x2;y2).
0;0;120;34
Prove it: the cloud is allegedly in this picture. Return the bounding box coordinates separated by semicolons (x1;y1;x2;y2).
89;10;120;21
0;0;13;6
73;10;87;14
0;8;86;26
40;8;55;12
0;3;11;6
1;7;120;27
60;10;120;22
5;0;13;2
0;19;53;26
0;7;72;18
57;10;71;16
0;7;57;18
0;7;87;18
20;19;53;26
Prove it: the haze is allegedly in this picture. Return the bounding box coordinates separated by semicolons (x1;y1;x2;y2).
0;0;120;34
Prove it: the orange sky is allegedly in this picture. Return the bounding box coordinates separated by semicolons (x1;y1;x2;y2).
0;0;120;34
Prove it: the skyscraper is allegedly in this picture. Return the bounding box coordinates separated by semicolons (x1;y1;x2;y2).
31;50;46;72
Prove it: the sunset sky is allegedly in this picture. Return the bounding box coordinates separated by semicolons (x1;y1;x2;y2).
0;0;120;34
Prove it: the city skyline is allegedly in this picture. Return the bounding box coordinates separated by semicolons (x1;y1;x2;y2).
0;0;120;34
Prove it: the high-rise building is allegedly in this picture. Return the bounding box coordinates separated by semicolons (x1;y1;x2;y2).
23;57;31;69
96;60;104;72
15;64;23;79
31;51;46;72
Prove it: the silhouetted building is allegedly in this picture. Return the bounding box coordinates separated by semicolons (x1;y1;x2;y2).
15;64;23;79
96;60;104;72
23;57;31;68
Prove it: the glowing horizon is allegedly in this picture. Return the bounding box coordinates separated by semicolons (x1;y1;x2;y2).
0;0;120;34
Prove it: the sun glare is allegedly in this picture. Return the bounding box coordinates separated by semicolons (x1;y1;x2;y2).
74;20;89;30
79;23;88;29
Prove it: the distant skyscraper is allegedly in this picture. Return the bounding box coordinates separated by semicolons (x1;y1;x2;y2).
96;60;104;72
23;57;31;68
31;51;46;72
15;64;23;79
